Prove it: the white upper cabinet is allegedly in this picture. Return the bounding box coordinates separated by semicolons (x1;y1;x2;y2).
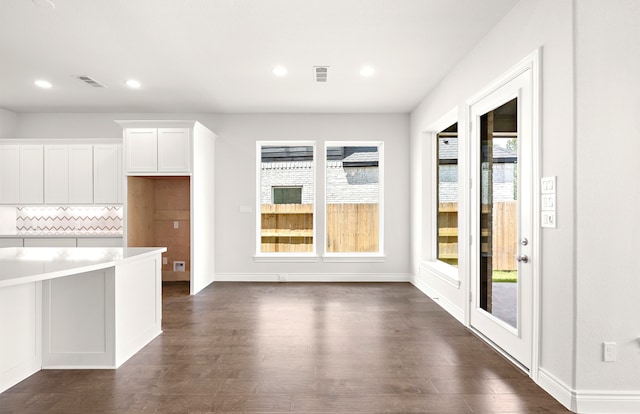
0;145;19;204
124;127;191;174
158;128;190;172
94;144;122;204
68;145;94;204
125;128;158;173
44;145;69;204
45;145;94;204
19;145;44;204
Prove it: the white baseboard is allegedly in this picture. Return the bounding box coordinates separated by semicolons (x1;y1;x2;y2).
410;273;464;324
214;273;412;283
538;368;640;413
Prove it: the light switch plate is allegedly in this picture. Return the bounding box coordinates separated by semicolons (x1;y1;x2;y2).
541;176;556;194
541;211;557;228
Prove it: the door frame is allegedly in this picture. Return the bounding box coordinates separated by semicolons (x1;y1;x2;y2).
464;49;541;380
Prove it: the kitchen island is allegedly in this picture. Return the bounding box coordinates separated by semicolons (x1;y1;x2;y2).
0;246;166;394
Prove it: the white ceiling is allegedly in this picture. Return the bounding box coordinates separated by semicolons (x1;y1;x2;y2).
0;0;519;114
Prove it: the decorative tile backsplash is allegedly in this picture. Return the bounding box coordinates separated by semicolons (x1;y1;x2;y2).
17;206;123;235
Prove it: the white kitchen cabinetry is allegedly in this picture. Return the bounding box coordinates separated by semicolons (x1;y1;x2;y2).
44;145;69;204
124;127;190;174
94;145;122;204
24;238;77;247
76;237;123;247
116;120;216;295
0;238;23;247
19;146;44;204
45;145;93;204
0;145;19;204
69;145;93;203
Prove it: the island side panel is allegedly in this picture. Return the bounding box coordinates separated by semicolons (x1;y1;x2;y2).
42;268;116;368
0;281;42;393
114;253;162;367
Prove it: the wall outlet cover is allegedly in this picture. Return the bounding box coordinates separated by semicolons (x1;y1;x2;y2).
173;261;185;272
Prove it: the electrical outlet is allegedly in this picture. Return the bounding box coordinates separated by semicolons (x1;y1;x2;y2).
173;261;185;272
603;342;616;362
173;221;179;229
162;257;168;265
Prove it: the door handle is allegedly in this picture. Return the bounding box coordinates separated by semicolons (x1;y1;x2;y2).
516;255;529;263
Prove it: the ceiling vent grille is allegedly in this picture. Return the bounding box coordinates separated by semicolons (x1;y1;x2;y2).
73;75;106;88
313;66;329;83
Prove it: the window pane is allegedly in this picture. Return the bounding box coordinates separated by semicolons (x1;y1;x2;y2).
260;145;314;253
273;187;302;204
326;145;380;253
437;123;458;266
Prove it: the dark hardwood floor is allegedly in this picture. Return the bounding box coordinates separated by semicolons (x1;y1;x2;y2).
0;282;571;413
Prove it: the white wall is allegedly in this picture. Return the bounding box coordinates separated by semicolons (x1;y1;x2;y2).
575;0;640;395
0;108;17;137
409;0;575;395
15;112;411;279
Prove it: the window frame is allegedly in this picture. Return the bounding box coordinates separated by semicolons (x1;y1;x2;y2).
255;141;318;261
323;141;384;260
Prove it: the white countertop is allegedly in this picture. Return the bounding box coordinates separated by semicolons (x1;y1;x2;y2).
0;234;124;238
0;247;167;288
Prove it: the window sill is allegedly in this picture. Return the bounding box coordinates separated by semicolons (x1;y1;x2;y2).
420;260;461;288
253;254;319;263
322;254;386;263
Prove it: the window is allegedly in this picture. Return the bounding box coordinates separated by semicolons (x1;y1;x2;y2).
436;123;458;266
257;143;315;254
273;186;302;204
325;142;383;255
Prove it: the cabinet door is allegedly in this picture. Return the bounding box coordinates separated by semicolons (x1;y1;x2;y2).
94;145;122;204
125;128;157;173
68;145;93;204
19;145;44;204
44;145;69;204
23;237;77;247
0;145;20;204
158;128;190;173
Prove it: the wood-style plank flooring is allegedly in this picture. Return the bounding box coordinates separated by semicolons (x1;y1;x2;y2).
0;282;572;413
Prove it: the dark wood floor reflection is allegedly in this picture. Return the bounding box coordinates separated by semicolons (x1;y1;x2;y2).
1;282;571;413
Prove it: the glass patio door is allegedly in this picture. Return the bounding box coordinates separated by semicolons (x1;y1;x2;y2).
469;65;534;370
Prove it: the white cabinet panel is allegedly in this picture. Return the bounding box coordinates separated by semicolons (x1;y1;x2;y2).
77;237;122;247
0;145;20;204
0;238;23;247
19;146;44;204
125;129;157;173
44;146;69;204
94;145;122;204
158;128;190;172
68;145;93;204
24;238;77;247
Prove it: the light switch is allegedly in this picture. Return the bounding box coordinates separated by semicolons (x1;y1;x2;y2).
173;221;179;229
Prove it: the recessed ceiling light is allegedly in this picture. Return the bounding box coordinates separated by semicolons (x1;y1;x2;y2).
272;66;287;77
360;66;375;77
32;0;55;9
125;79;141;88
34;79;52;89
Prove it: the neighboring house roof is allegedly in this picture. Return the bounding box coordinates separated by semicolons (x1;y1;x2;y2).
439;137;517;163
343;151;378;166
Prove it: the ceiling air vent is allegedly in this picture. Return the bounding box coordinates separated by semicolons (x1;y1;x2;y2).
313;66;329;83
73;75;106;88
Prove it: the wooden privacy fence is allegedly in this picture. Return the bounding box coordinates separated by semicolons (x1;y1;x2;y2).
439;202;517;270
261;203;378;253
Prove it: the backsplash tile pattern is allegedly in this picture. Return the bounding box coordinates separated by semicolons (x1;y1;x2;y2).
17;206;123;235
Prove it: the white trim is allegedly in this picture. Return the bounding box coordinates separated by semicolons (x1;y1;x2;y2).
537;368;640;413
256;140;317;256
216;273;410;283
410;273;464;323
419;261;461;288
323;141;384;257
537;369;575;412
253;255;319;263
322;255;386;263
